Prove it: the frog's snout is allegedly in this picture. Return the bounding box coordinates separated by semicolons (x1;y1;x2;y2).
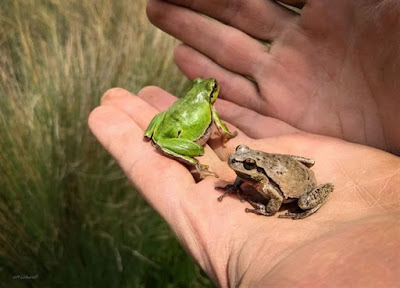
228;155;238;167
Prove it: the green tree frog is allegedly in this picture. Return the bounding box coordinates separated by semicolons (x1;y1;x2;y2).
144;78;237;178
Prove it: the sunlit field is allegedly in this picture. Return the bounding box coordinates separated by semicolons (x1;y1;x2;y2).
0;0;212;286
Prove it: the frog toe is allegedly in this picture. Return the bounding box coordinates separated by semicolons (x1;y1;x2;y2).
197;163;219;179
245;201;275;216
279;202;325;220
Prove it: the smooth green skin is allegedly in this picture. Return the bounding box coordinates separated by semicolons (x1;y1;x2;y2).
144;78;237;176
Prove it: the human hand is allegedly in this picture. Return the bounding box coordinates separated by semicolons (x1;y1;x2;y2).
146;0;400;154
89;87;400;287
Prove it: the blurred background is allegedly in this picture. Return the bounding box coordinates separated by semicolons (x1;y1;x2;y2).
0;0;212;286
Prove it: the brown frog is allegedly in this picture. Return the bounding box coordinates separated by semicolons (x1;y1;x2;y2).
216;145;334;219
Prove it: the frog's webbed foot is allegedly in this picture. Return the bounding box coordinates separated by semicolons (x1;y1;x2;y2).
221;130;238;143
245;200;274;216
214;130;238;147
196;163;219;179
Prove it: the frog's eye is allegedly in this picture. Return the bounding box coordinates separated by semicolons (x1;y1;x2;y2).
243;158;257;170
236;145;249;154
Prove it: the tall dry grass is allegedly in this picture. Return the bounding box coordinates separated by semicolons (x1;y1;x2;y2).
0;0;210;286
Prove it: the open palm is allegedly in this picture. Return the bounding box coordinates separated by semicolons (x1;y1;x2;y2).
89;87;400;287
147;0;400;154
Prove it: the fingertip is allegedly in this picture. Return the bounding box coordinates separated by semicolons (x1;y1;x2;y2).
146;0;168;27
88;105;115;134
101;87;134;105
138;85;165;98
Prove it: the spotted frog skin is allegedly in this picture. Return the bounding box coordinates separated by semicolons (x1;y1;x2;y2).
217;145;334;219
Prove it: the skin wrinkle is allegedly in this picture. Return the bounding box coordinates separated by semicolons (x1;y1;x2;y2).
256;52;288;117
258;8;278;42
224;0;243;26
210;27;260;77
259;217;393;286
177;195;218;283
370;166;400;209
359;51;389;151
226;224;252;288
331;157;356;186
355;182;386;210
218;75;261;106
236;225;316;287
225;245;233;288
264;27;317;122
299;5;373;143
227;234;247;288
230;234;254;288
327;16;354;141
250;232;329;286
327;158;378;216
234;235;273;287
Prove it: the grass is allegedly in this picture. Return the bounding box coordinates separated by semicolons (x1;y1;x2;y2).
0;0;212;286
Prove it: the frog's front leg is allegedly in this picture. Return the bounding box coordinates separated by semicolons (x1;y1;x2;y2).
211;106;238;144
215;177;245;202
279;183;334;219
155;138;217;178
144;112;165;139
245;183;284;216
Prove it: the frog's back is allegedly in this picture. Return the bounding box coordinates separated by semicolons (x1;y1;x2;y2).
154;91;212;141
261;153;317;198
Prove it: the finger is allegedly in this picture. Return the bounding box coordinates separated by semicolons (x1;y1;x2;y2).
101;88;231;178
138;85;177;111
174;44;264;115
147;0;270;77
214;98;300;139
157;0;297;40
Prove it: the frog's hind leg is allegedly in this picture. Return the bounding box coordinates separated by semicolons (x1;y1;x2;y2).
245;184;284;216
279;183;334;219
155;138;218;178
245;200;275;216
155;138;204;156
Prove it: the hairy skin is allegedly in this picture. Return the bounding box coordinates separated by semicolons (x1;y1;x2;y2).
146;0;400;154
88;87;400;287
